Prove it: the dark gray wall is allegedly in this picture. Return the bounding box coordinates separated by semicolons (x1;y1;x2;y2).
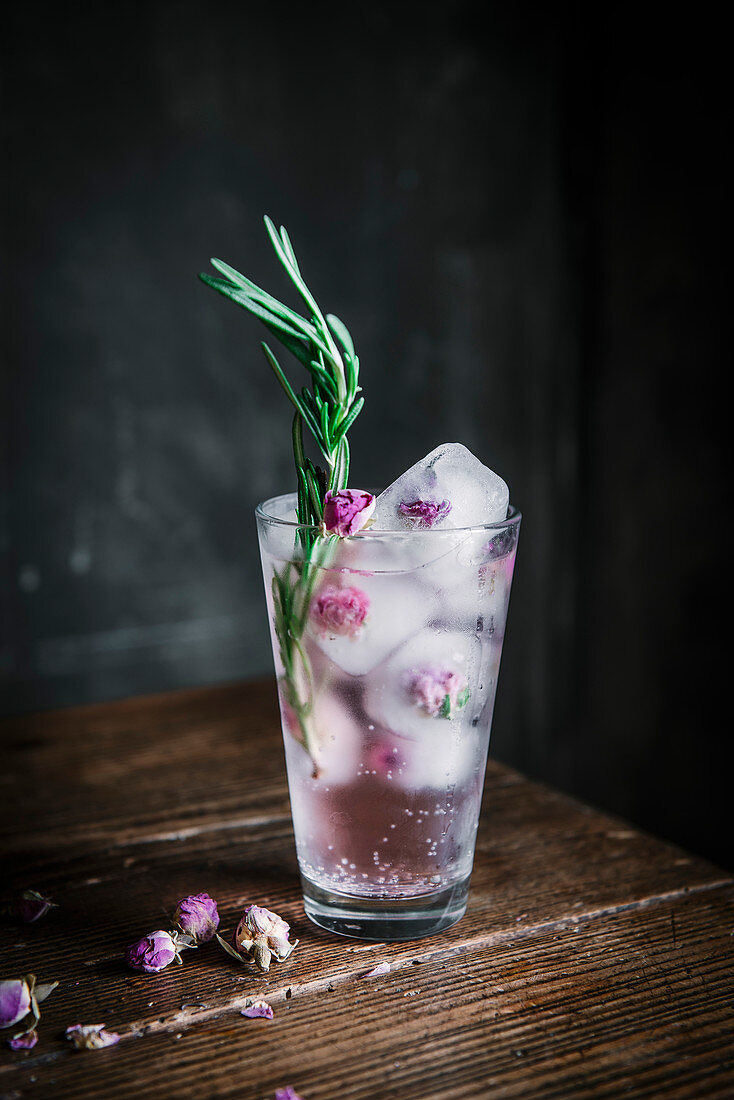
2;4;729;865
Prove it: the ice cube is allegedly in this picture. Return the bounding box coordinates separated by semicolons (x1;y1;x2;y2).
362;628;487;743
372;443;509;532
281;684;363;785
306;572;437;677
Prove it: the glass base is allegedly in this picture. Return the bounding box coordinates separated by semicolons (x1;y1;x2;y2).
301;873;470;941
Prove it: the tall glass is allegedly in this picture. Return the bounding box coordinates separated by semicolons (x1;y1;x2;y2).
256;493;520;940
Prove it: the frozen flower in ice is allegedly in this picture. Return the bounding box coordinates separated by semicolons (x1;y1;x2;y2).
398;498;452;529
125;929;193;973
368;742;407;775
1;974;58;1050
173;893;220;944
275;1089;303;1100
8;1028;38;1050
241;999;274;1019
312;585;369;638
66;1023;121;1050
322;489;375;537
218;904;298;972
13;889;57;924
407;668;470;718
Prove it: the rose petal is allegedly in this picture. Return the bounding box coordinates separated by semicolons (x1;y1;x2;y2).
0;979;31;1029
275;1089;304;1100
241;1000;274;1020
364;962;391;977
8;1028;38;1050
66;1023;121;1050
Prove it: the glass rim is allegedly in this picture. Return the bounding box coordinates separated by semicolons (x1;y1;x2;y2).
255;491;522;536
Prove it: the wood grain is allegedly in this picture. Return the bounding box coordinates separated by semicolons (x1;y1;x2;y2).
1;680;732;1098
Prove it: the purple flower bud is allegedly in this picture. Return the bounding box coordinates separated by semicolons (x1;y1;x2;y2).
8;1028;38;1050
231;904;298;973
241;999;274;1019
398;498;452;529
126;930;185;973
173;892;220;944
312;585;369;638
407;668;470;718
14;890;56;923
0;980;32;1030
66;1023;121;1050
322;489;375;537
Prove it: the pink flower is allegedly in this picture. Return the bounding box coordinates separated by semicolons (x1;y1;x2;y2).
398;498;452;529
14;890;56;923
322;489;375;537
368;742;408;775
173;892;220;944
125;930;192;973
219;904;298;973
407;668;470;718
312;585;369;637
241;1000;274;1019
8;1029;38;1050
65;1023;121;1050
0;979;32;1030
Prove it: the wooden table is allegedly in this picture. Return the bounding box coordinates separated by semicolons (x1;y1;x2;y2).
1;680;732;1098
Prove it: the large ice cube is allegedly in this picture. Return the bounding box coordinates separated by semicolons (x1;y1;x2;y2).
306;572;437;677
281;683;363;785
362;628;486;743
372;442;509;532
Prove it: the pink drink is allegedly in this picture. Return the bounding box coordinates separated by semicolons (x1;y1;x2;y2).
257;493;520;939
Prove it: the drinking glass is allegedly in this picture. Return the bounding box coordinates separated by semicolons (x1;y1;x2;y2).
256;492;520;940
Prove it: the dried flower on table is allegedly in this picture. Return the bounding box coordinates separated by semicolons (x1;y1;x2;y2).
1;974;58;1050
66;1023;121;1050
13;890;57;923
217;904;298;972
173;892;220;944
125;929;193;973
241;1000;274;1020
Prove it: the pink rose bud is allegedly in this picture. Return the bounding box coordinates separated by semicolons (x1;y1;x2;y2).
398;498;452;529
125;929;192;973
14;890;56;924
322;489;375;537
407;668;470;718
0;979;32;1030
220;904;298;973
312;585;369;638
173;892;220;944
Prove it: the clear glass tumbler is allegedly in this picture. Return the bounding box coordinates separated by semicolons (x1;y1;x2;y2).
256;492;520;940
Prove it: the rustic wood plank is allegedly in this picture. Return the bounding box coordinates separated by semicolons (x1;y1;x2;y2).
2;680;733;1097
1;888;732;1099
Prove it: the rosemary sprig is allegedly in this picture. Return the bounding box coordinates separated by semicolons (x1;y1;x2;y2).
199;216;364;525
199;218;365;774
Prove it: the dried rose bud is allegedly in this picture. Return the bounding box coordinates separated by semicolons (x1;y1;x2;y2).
8;1028;38;1050
125;929;192;973
2;974;58;1050
0;979;32;1030
398;498;452;529
407;667;470;718
173;892;220;944
14;890;56;924
66;1023;121;1050
312;585;369;638
241;1000;274;1019
217;904;298;972
322;489;375;537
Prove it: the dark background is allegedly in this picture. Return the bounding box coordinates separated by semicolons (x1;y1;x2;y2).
2;3;729;865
